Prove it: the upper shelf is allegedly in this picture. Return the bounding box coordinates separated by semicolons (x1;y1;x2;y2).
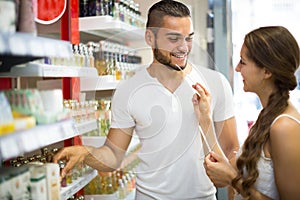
79;16;145;43
0;32;73;72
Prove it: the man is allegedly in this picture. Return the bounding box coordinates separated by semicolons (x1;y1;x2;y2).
54;0;239;199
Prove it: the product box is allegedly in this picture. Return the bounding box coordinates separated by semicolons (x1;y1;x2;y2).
10;166;31;200
0;171;13;199
29;165;47;200
43;163;60;200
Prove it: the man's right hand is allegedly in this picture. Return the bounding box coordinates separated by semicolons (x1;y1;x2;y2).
53;145;91;178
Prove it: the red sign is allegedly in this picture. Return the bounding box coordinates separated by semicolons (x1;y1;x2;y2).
35;0;67;24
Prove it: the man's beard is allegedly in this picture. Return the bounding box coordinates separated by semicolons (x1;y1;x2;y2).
154;45;188;71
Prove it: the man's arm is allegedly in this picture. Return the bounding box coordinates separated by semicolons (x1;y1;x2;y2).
54;127;133;176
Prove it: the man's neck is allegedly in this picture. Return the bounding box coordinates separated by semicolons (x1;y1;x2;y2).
147;63;192;93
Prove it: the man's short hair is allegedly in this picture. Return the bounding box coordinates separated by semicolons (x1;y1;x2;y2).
146;0;191;30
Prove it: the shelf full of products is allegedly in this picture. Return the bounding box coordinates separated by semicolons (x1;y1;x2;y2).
0;119;97;161
0;160;98;200
61;169;98;200
0;2;144;200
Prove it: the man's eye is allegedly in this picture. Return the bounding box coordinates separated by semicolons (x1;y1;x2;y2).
239;59;245;65
185;37;193;42
168;37;179;42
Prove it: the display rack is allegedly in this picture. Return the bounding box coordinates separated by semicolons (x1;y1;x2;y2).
0;6;142;199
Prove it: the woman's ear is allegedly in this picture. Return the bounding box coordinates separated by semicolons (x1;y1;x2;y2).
264;68;272;79
145;29;155;47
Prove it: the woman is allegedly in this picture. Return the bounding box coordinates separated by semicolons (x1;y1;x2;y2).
193;26;300;199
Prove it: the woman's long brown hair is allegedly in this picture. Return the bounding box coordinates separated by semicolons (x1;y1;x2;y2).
232;26;300;195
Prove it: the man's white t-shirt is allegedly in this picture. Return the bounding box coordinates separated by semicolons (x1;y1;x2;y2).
110;65;234;199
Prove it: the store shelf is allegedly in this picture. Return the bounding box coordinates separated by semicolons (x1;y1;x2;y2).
85;189;135;200
0;119;99;161
0;32;73;72
60;169;98;200
80;75;121;91
79;16;145;43
0;62;98;77
0;120;76;161
75;120;98;135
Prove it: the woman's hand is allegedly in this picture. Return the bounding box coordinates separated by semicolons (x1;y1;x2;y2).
192;83;212;132
204;151;237;188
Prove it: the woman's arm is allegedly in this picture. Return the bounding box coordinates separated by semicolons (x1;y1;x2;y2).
270;116;300;199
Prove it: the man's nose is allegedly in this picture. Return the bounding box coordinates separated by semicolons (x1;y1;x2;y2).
177;39;189;53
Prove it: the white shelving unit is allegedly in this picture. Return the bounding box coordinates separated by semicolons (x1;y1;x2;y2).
79;15;142;171
78;16;146;92
0;14;142;200
0;27;101;198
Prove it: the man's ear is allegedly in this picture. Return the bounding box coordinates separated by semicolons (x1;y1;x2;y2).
145;29;155;47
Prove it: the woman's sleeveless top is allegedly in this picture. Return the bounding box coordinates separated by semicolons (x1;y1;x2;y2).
235;114;300;200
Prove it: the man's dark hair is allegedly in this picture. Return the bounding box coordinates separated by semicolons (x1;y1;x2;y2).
146;0;191;29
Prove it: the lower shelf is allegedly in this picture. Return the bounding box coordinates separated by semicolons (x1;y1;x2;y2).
84;189;136;200
60;169;98;200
